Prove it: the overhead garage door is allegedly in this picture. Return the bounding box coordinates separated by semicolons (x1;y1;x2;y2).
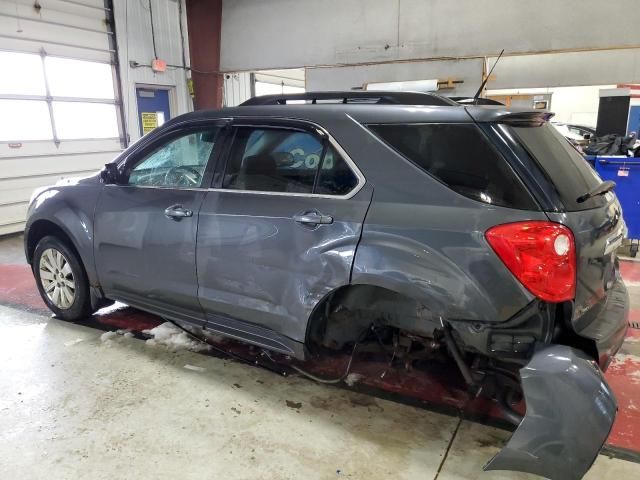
0;0;125;236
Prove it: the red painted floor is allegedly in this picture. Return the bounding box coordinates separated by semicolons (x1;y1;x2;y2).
1;261;639;456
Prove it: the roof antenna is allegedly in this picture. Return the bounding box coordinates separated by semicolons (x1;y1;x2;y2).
473;49;504;104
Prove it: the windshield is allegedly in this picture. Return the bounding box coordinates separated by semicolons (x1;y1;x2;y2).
509;123;608;211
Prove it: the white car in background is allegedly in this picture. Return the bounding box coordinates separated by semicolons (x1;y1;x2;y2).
552;122;596;152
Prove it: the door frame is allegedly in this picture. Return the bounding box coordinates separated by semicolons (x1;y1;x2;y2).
209;116;366;198
134;83;177;136
95;119;231;325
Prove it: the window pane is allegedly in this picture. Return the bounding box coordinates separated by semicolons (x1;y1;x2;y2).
0;52;46;95
369;123;536;209
511;123;604;211
0;100;52;141
45;57;115;99
315;145;358;195
223;128;322;193
128;129;220;188
52;102;119;139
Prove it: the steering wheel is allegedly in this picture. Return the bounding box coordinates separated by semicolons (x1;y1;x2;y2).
164;166;202;187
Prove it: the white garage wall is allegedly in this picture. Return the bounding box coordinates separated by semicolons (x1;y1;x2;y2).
221;0;640;96
0;0;192;236
306;59;483;96
221;0;640;72
486;49;640;90
112;0;192;143
223;72;253;107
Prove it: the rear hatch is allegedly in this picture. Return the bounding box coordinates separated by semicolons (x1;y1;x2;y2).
508;123;626;324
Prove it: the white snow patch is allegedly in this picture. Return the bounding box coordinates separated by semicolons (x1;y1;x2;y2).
344;373;364;387
624;336;640;343
183;364;206;372
612;353;640;364
116;329;134;338
100;329;133;346
100;331;118;342
64;338;84;347
631;370;640;385
143;322;210;352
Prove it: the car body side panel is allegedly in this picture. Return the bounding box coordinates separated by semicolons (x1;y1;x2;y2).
93;186;206;324
485;345;617;480
24;174;102;285
334;117;544;323
196;184;373;344
546;199;624;323
352;201;546;323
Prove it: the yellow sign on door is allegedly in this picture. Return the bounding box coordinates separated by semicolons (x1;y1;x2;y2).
141;112;158;135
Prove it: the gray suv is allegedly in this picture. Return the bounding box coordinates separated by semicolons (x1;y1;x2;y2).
24;91;629;480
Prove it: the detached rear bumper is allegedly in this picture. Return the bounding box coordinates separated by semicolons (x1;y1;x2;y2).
485;345;617;480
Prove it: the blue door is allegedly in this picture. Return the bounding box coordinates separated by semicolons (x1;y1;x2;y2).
136;88;171;136
628;106;640;136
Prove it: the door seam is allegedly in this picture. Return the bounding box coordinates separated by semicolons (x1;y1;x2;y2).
349;185;375;284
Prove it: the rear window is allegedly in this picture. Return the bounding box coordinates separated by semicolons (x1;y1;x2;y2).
368;123;537;210
510;123;605;211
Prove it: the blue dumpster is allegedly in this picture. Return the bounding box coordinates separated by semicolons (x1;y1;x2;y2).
594;155;640;240
583;154;597;169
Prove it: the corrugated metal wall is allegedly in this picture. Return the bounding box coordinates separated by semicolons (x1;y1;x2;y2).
223;72;252;106
113;0;192;142
0;0;192;236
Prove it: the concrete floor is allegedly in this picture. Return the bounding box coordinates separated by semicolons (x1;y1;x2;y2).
0;233;24;264
0;234;639;479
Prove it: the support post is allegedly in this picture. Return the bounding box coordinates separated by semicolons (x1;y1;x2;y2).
185;0;223;109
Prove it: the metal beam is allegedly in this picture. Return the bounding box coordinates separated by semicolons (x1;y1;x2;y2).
185;0;223;110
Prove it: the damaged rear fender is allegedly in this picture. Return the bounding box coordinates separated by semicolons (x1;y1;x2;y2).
485;345;617;480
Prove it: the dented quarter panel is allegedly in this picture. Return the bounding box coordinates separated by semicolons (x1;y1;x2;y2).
485;345;617;480
340;115;546;323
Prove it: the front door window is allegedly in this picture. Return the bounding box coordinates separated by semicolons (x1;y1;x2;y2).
127;129;221;188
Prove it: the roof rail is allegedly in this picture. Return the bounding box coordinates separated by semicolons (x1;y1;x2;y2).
239;91;457;107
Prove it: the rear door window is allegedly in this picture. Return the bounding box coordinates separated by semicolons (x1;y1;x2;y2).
315;145;359;195
222;126;360;196
510;123;605;211
223;128;319;193
368;123;537;209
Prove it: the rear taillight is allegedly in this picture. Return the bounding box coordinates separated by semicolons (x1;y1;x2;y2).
485;221;576;302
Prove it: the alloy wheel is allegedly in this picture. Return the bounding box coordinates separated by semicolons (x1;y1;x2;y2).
39;248;76;309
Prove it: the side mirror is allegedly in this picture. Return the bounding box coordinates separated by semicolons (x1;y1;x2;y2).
100;163;121;184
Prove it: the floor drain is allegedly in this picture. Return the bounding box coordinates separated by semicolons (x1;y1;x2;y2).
630;322;640;330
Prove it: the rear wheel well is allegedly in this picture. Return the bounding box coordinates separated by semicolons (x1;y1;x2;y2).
305;284;439;352
26;220;79;265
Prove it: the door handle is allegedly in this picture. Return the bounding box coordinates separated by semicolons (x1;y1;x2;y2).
164;204;193;220
293;212;334;226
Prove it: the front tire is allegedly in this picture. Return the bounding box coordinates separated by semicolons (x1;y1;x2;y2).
33;235;92;321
